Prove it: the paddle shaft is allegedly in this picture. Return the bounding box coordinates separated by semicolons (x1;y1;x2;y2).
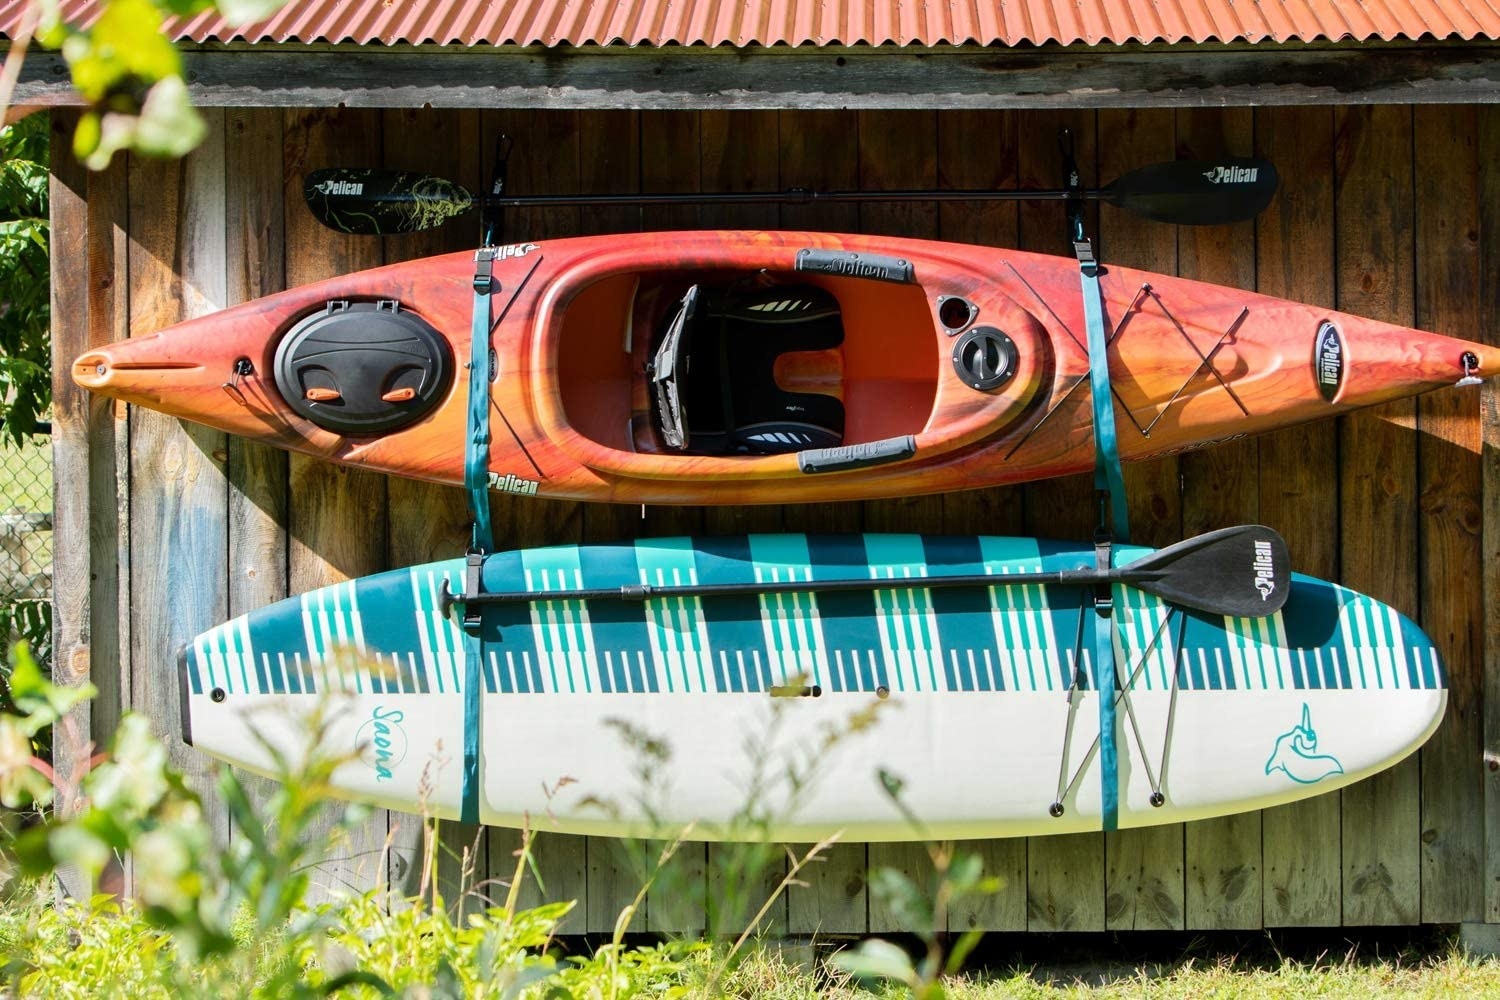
456;564;1144;605
445;524;1288;618
485;187;1090;208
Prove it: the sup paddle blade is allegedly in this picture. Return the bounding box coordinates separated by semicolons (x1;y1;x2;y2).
1101;158;1279;227
1118;524;1290;618
304;168;476;235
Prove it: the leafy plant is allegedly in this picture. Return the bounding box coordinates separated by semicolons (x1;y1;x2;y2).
0;112;48;444
830;769;1004;999
27;0;289;169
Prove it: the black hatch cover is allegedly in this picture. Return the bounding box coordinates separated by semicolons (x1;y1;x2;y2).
274;300;453;435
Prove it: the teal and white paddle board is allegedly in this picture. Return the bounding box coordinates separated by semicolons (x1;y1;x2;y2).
179;533;1446;841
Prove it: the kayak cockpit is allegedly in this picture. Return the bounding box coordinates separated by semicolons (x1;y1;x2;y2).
648;282;846;455
553;270;940;461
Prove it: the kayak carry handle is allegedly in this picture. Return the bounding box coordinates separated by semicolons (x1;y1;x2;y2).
798;435;916;474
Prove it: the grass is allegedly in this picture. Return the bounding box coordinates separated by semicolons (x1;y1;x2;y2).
8;879;1499;997
708;926;1500;997
920;926;1500;998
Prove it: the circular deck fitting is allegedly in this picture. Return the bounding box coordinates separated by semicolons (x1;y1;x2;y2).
937;295;979;335
952;326;1019;391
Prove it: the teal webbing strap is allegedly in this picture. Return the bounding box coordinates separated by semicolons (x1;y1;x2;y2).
460;586;483;825
460;248;499;826
1076;237;1125;833
1091;578;1119;832
467;251;497;553
1076;242;1130;543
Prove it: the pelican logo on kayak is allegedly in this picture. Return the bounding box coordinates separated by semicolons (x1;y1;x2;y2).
488;471;540;496
1314;321;1344;402
1253;540;1277;601
495;242;540;260
1202;165;1260;185
313;179;363;196
357;706;408;782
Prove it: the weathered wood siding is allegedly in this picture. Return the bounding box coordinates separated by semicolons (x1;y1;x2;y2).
50;104;1496;930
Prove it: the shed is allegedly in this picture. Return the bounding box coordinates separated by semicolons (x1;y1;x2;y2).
8;0;1500;936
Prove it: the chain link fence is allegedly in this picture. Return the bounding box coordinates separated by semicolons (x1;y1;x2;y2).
1;424;53;669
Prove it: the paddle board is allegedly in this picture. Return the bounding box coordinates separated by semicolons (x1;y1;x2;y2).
179;533;1446;841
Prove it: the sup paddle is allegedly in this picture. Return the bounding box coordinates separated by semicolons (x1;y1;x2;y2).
305;157;1279;237
446;524;1291;620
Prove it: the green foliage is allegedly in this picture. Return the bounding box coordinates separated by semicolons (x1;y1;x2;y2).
0;669;757;998
829;768;1004;999
33;0;288;170
0;113;49;444
0;642;91;809
3;662;1499;997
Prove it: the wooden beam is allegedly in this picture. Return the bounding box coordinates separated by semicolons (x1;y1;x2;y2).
12;43;1500;110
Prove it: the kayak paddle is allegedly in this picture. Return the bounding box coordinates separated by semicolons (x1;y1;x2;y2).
445;524;1291;620
305;157;1279;237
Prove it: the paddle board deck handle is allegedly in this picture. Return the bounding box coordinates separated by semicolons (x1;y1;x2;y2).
441;524;1290;620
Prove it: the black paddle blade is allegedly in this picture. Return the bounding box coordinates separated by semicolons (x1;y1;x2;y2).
1121;524;1291;618
304;168;475;235
1103;158;1279;227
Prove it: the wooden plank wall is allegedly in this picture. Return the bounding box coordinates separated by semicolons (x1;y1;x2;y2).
50;104;1496;932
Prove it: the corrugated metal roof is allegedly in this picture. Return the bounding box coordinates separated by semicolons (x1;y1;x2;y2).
5;0;1499;48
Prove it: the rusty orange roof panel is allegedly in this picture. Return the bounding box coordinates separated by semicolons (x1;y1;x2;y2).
5;0;1500;47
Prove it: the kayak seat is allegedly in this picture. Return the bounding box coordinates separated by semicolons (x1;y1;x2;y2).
650;283;845;455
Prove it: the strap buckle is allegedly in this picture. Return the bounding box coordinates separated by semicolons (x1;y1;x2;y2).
473;247;497;294
1092;526;1114;613
461;550;486;629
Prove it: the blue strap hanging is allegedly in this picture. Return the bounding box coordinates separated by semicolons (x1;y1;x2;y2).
1066;150;1126;833
459;247;499;825
1077;242;1123;833
1076;239;1130;545
467;251;497;554
1089;537;1120;832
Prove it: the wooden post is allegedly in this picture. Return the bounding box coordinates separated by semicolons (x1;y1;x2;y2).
1016;108;1107;933
778;106;871;937
281;106;392;903
1254;104;1343;927
124;114;231;863
857;107;945;937
1096;105;1186;933
377;105;487;911
936;106;1029;934
1413;103;1485;925
1335;103;1422;927
48;109;128;897
1176;107;1265;931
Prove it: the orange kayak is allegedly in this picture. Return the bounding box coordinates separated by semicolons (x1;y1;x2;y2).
75;230;1495;506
